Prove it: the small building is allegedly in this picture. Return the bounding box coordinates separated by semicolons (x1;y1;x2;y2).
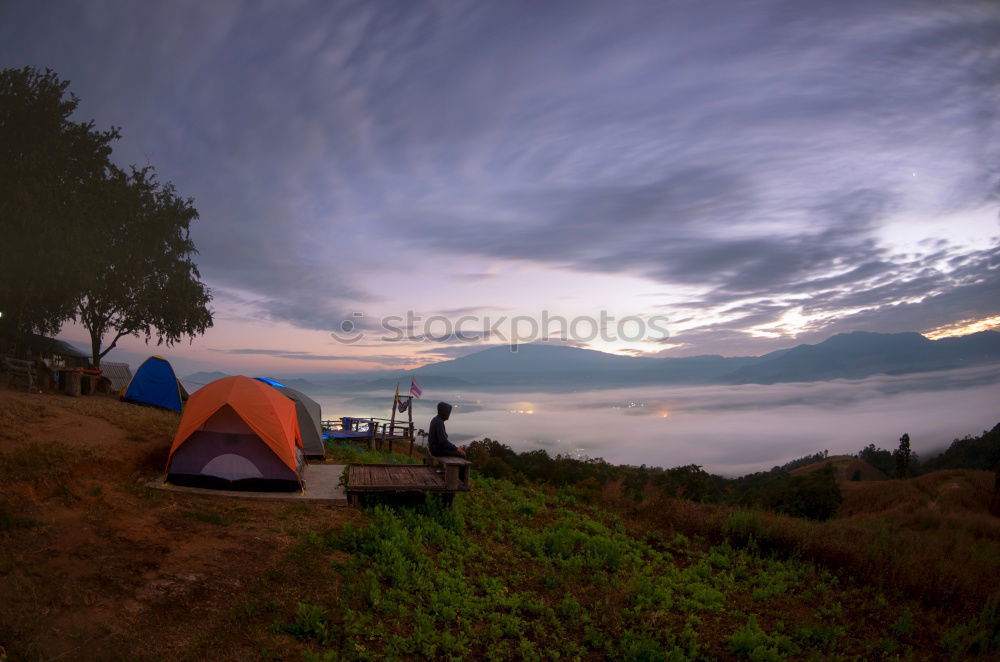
1;334;91;392
99;361;133;393
17;334;90;369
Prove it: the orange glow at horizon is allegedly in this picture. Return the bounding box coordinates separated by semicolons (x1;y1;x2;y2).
923;315;1000;340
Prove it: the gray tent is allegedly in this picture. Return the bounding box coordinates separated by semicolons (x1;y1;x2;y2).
278;386;325;459
253;379;325;458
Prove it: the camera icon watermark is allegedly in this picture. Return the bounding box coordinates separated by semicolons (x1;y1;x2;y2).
329;311;366;344
330;310;670;349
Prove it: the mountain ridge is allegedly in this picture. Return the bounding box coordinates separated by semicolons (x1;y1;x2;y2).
180;330;1000;394
400;330;1000;389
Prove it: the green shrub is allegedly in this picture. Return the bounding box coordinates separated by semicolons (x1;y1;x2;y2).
942;596;1000;658
892;608;914;637
727;615;796;661
724;511;763;546
277;602;335;644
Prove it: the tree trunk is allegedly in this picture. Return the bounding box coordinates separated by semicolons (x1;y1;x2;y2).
90;327;103;369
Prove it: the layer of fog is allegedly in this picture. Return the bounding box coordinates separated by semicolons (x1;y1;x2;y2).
312;365;1000;476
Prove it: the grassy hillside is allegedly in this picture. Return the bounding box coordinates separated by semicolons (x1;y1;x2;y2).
838;469;996;519
788;455;887;482
2;386;999;660
220;480;998;661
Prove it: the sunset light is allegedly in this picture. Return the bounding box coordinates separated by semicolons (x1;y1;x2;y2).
924;316;1000;340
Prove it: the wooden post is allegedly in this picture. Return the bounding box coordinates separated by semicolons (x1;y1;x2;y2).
389;388;398;437
64;370;81;397
407;398;414;440
445;464;459;491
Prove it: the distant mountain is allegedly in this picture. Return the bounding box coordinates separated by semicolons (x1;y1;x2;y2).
727;331;1000;384
181;371;230;386
640;353;763;384
402;331;1000;389
408;344;765;387
180;371;327;394
273;377;324;393
415;343;643;375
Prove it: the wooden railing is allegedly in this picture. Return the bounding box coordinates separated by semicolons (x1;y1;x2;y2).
322;416;419;456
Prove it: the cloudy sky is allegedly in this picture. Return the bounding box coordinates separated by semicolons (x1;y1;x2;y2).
3;0;999;375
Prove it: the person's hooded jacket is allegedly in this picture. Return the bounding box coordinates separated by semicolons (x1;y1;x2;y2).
428;402;462;457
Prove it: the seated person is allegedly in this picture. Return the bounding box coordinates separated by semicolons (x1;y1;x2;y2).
428;401;465;458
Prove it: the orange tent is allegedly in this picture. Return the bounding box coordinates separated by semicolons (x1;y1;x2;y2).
168;376;303;474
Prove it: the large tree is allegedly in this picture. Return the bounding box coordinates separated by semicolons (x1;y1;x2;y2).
0;67;118;338
1;66;212;365
76;166;213;368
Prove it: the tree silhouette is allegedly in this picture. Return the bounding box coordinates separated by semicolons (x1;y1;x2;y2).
75;167;212;368
0;67;118;338
894;433;911;479
1;66;212;364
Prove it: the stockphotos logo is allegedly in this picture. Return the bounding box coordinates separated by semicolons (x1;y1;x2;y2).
330;311;670;348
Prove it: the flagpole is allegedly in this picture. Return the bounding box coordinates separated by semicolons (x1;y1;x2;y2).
390;382;399;436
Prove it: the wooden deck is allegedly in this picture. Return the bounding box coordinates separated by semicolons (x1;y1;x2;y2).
323;416;419;456
345;459;471;506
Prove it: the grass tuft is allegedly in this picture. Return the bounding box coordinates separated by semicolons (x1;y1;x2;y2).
0;500;39;531
63;397;179;442
0;398;50;441
0;442;91;485
323;440;419;465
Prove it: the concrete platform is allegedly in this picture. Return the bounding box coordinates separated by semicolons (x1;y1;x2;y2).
149;463;348;502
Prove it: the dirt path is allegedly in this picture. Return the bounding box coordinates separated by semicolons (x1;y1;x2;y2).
0;386;359;660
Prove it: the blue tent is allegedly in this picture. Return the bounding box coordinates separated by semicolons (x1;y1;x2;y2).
121;356;186;412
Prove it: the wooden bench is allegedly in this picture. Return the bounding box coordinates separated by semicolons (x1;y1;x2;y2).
4;358;36;392
345;459;472;507
423;454;473;491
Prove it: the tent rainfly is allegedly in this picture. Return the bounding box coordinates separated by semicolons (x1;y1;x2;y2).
121;356;187;412
166;376;304;491
254;378;325;459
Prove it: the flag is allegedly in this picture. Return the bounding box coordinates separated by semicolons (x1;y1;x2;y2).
397;398;410;413
392;382;404;412
410;377;422;399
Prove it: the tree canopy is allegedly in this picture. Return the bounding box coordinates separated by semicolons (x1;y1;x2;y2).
0;66;212;363
0;66;118;337
76;166;213;367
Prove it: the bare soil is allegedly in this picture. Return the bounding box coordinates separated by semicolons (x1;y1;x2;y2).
0;384;360;660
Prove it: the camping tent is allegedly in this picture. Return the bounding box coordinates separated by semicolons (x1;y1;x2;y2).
121;356;187;412
166;376;304;491
254;378;326;459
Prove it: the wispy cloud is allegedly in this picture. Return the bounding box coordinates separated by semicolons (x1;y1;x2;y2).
3;0;998;360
